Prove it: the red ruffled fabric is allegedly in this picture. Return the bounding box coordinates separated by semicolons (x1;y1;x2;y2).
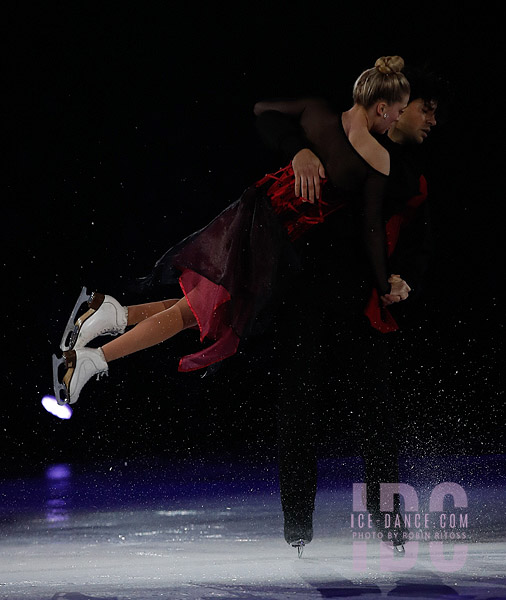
255;164;346;241
364;175;428;332
178;269;240;372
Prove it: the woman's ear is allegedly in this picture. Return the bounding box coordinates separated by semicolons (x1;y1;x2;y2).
376;101;387;117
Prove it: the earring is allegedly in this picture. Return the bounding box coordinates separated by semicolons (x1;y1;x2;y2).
383;113;388;119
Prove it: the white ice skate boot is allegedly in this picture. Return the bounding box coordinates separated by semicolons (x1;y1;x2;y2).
52;347;108;405
60;287;128;351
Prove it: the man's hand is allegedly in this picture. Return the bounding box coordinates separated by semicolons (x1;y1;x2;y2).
380;274;412;307
292;149;326;204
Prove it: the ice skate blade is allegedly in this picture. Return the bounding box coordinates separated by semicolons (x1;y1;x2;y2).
383;540;405;555
290;539;306;559
52;354;69;406
393;543;405;555
59;286;92;351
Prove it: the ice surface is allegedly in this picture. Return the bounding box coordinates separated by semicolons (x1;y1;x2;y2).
0;455;505;600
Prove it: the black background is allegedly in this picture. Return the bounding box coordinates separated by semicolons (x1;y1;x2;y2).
2;2;503;476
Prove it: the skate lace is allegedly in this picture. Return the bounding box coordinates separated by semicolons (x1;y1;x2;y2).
98;326;120;336
96;306;127;336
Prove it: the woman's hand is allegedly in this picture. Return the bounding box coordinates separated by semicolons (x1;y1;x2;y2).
380;274;411;307
292;149;326;204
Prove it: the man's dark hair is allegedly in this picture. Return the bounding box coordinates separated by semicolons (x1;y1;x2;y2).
404;64;452;120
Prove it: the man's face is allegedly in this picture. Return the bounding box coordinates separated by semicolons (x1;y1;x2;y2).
390;99;438;144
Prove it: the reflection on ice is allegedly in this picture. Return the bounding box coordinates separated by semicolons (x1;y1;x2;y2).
44;463;72;524
46;464;72;480
45;498;68;523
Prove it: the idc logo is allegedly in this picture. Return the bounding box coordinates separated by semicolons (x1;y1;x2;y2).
350;482;469;572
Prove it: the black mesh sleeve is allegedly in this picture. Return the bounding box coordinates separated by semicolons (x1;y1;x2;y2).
360;172;391;296
255;111;310;161
253;98;314;162
390;201;433;294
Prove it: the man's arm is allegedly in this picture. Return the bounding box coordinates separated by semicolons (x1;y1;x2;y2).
254;98;326;203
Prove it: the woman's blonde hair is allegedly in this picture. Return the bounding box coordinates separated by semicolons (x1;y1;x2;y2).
353;56;410;108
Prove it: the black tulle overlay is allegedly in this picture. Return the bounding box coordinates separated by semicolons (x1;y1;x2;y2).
139;182;302;372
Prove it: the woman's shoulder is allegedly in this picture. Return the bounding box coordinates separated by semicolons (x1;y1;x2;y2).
347;128;390;176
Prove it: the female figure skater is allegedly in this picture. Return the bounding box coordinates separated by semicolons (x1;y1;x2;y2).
52;55;412;406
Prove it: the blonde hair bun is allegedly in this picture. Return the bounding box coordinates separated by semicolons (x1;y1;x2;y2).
375;56;405;75
352;56;410;107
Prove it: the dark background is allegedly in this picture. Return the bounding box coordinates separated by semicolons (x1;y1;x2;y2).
2;2;503;476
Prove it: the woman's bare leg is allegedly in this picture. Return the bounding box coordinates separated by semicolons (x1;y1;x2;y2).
126;299;180;326
102;297;196;362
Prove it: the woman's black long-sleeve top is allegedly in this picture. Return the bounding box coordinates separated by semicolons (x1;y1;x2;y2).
254;98;391;297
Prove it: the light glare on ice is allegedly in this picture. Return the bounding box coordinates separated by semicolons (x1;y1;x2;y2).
41;395;73;419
